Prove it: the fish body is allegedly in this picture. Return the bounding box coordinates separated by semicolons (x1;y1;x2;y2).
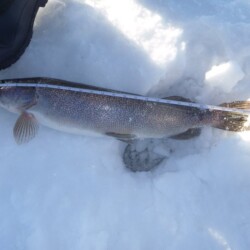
30;88;210;138
0;78;249;144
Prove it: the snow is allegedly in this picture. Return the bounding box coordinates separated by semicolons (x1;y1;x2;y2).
205;61;245;92
1;0;250;249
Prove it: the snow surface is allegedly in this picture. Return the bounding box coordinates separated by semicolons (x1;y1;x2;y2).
1;0;250;249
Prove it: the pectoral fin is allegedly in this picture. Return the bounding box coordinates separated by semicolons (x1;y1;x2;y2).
13;112;39;144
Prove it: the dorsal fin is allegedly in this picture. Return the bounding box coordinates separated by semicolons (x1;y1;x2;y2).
162;95;200;113
163;96;193;102
164;96;202;140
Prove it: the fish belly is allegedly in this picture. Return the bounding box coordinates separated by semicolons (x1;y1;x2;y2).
30;110;103;137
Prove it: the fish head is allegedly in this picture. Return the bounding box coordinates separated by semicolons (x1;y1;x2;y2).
0;87;36;113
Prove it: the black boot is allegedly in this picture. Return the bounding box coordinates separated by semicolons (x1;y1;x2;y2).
0;0;48;70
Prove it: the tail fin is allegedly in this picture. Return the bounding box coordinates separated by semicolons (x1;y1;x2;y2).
212;101;250;132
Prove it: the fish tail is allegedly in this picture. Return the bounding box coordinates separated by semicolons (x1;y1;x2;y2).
212;100;250;132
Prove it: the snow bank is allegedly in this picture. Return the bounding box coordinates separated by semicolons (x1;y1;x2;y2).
0;0;250;249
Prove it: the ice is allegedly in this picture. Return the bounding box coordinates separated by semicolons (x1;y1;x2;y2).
1;0;250;249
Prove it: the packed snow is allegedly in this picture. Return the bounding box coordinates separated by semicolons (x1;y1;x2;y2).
1;0;250;249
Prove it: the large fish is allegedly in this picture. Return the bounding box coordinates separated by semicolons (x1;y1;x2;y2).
0;77;249;145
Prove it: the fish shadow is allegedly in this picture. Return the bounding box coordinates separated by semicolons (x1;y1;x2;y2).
122;128;217;172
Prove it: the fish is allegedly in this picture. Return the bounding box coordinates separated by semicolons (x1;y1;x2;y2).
0;77;250;145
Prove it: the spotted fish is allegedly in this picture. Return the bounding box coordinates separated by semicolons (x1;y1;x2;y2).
0;77;249;145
